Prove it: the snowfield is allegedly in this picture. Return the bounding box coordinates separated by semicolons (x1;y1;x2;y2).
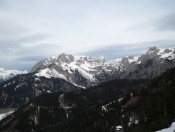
156;122;175;132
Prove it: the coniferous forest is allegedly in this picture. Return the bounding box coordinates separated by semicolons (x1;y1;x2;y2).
0;68;175;132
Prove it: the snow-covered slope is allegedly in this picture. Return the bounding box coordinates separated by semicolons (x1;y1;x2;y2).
31;47;175;88
32;53;105;88
156;122;175;132
0;68;27;84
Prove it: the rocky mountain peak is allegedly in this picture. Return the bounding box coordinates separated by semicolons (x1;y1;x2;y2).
56;53;74;64
164;48;172;53
121;56;131;63
76;56;105;65
146;46;160;55
148;46;159;51
128;56;134;60
31;46;175;88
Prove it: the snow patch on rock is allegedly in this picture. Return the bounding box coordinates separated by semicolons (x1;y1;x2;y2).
0;111;14;121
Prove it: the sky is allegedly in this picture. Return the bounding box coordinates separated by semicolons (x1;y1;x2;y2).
0;0;175;71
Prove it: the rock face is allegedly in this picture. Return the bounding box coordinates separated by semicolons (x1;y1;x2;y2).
124;46;175;79
0;68;27;84
32;54;105;88
31;47;175;87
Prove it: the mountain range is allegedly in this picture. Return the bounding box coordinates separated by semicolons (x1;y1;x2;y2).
0;46;175;131
32;46;175;87
0;46;175;109
0;68;27;84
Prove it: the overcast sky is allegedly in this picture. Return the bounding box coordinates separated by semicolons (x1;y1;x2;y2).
0;0;175;70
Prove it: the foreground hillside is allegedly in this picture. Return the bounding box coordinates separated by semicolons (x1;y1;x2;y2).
0;73;80;108
0;67;175;132
0;78;145;132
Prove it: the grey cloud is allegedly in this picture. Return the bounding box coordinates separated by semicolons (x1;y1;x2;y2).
154;13;175;31
16;56;46;62
80;40;175;61
127;12;175;32
0;18;54;70
0;0;9;9
0;48;22;56
0;35;50;50
80;45;146;61
0;19;28;37
3;46;60;71
0;18;52;49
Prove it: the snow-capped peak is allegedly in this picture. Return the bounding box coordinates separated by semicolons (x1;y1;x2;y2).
157;47;175;60
33;53;106;88
0;68;27;83
32;46;175;88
